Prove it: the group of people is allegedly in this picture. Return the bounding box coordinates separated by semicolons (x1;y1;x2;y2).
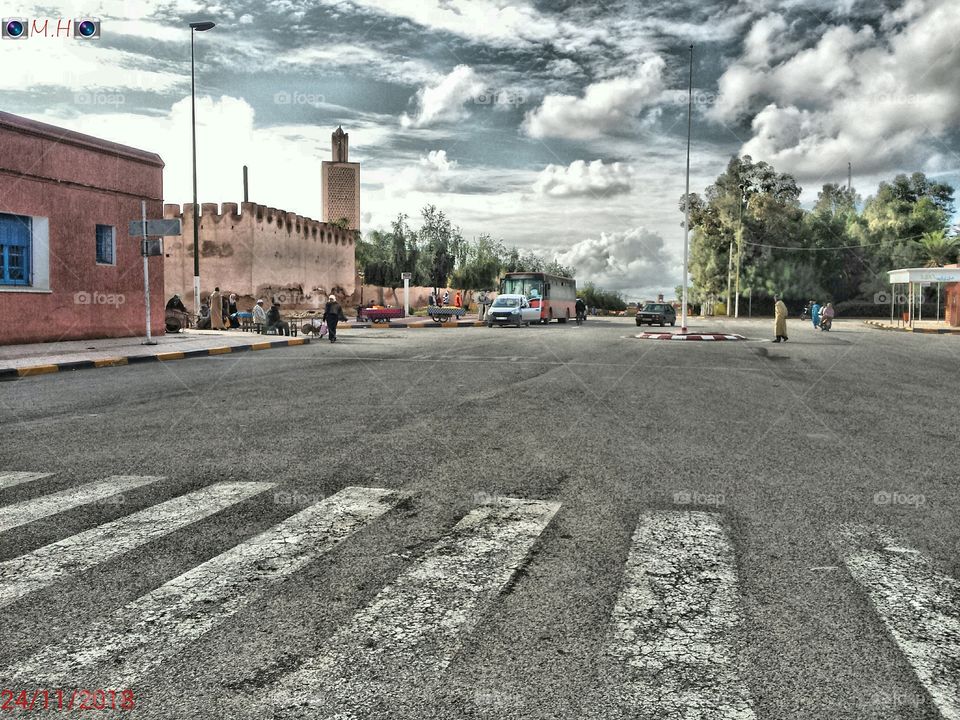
164;290;348;343
427;289;464;309
772;296;837;342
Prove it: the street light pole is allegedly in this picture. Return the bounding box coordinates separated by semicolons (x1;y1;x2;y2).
680;44;693;334
734;183;745;318
189;20;215;318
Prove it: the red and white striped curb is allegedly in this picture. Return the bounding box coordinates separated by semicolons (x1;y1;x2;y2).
635;332;747;341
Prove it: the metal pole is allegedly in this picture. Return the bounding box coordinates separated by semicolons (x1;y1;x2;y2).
749;287;752;317
890;284;894;326
141;200;156;345
191;28;201;319
680;44;693;333
734;189;743;318
403;277;410;317
726;240;733;316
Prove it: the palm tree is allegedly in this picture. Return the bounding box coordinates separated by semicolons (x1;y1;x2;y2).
915;230;960;267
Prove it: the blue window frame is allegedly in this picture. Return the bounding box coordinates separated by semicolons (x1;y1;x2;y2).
0;212;32;286
96;224;114;265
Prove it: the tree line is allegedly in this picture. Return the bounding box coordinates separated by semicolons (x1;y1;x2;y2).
681;156;959;315
356;205;625;300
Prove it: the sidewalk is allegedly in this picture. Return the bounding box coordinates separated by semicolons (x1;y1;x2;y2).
0;330;309;379
344;313;486;329
864;319;960;335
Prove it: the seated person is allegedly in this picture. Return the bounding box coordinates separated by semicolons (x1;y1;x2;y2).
166;294;187;312
266;302;290;336
252;299;268;331
196;302;211;330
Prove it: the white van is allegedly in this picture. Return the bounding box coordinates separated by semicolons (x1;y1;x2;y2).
486;294;541;327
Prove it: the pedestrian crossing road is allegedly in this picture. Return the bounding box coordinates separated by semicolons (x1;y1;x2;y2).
0;470;958;719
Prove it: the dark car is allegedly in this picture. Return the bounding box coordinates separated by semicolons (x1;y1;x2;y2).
636;302;676;327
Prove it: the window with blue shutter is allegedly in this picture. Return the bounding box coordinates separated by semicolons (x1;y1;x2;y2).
96;224;115;265
0;212;32;286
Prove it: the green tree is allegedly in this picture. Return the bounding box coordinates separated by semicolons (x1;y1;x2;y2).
418;205;460;291
452;234;505;290
915;230;960;267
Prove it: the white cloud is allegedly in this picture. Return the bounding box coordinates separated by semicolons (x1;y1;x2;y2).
532;159;634;198
554;227;674;298
400;65;485;128
523;55;666;139
395;150;462;194
712;0;960;181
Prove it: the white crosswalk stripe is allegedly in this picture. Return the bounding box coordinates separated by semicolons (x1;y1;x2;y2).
0;475;162;533
838;526;960;720
0;482;271;609
597;511;756;719
269;497;561;719
9;486;404;686
0;472;52;491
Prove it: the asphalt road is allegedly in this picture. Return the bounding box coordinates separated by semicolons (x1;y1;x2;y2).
0;317;957;720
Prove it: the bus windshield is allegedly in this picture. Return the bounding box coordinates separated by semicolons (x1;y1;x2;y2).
501;277;544;298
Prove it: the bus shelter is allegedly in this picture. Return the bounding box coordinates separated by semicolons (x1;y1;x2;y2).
887;267;960;327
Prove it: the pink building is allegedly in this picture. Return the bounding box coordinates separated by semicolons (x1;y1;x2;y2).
0;111;164;345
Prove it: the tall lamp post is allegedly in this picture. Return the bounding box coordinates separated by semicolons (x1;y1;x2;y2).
734;183;747;318
357;270;365;320
189;20;216;317
680;44;693;333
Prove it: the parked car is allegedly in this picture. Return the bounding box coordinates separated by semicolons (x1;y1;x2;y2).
487;294;541;327
636;302;676;327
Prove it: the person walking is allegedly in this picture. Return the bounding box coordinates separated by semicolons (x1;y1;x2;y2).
811;300;822;329
209;287;224;330
428;290;437;307
454;290;462;309
323;294;347;343
774;295;789;343
478;290;489;321
227;294;239;329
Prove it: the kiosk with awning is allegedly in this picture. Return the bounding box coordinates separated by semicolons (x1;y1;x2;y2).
887;267;960;327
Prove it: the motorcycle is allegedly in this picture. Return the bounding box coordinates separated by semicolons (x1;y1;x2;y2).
819;316;833;331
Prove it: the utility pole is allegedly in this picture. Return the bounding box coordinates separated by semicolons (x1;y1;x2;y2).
680;44;693;333
726;239;733;316
734;183;745;318
848;162;852;191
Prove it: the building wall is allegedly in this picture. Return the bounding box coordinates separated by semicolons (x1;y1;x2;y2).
0;112;164;345
321;161;360;230
163;202;356;311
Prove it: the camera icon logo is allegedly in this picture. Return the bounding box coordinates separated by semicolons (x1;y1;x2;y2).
673;490;692;505
873;491;891;505
2;18;28;39
74;291;92;305
873;291;890;304
274;91;291;105
74;18;100;39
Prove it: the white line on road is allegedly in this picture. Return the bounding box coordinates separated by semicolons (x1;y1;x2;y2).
0;472;52;491
10;486;402;686
0;482;271;609
598;511;756;719
0;475;160;533
838;526;960;720
270;497;561;719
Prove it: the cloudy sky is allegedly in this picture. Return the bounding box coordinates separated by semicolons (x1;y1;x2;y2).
1;0;958;298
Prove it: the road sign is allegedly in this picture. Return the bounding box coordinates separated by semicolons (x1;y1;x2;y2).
141;239;163;257
129;218;182;237
401;272;412;280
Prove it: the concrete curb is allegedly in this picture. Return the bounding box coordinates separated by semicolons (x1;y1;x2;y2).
863;320;960;335
0;337;310;380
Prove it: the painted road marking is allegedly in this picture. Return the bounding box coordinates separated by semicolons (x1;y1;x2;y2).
0;472;52;491
598;511;755;719
0;476;160;533
0;482;271;609
838;527;960;720
11;486;402;685
270;497;560;718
